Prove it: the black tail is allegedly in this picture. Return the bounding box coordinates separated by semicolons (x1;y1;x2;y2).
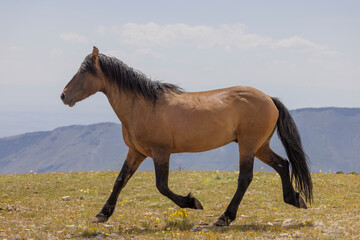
272;97;313;204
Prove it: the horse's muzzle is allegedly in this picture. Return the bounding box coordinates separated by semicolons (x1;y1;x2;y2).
61;91;75;107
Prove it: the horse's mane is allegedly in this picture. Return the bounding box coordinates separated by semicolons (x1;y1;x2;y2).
82;54;183;102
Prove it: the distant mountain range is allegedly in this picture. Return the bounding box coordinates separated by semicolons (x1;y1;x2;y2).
1;108;359;174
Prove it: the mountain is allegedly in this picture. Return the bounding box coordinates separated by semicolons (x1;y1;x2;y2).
1;108;359;174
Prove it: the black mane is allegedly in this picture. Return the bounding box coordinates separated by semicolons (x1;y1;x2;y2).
82;54;183;102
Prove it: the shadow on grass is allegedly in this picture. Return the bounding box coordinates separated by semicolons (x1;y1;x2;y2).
189;221;312;233
79;226;162;238
220;222;312;234
119;226;161;235
108;222;312;237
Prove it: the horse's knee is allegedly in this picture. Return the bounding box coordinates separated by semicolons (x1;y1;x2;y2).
239;172;253;186
277;158;289;172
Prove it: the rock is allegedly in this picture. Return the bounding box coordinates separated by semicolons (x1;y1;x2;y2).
292;231;302;238
313;221;324;228
6;205;22;212
102;224;114;228
108;233;119;237
62;196;71;201
267;222;274;226
324;229;341;235
282;219;293;227
64;234;73;239
190;225;210;232
279;233;289;237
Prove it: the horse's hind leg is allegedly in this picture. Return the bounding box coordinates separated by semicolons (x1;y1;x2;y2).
153;150;203;209
214;152;254;226
93;148;146;223
256;145;307;209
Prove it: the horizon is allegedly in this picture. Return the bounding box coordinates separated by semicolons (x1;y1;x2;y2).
1;1;359;137
1;106;359;139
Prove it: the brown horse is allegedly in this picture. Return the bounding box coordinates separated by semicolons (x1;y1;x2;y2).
61;47;312;226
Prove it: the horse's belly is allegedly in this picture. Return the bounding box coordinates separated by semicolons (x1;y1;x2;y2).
171;124;236;153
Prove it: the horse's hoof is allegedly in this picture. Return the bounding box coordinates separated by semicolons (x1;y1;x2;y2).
213;215;231;227
186;193;204;210
193;197;204;210
214;218;228;227
298;196;308;209
92;213;108;223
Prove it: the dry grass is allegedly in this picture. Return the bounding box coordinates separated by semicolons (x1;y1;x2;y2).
0;170;359;239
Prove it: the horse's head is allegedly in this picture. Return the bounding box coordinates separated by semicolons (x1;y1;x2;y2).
61;46;105;107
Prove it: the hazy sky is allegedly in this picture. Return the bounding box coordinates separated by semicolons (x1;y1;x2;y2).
1;0;359;137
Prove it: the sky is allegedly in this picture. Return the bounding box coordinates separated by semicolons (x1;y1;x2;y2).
0;0;359;137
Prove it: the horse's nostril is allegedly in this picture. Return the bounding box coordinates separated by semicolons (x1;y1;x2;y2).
61;93;66;101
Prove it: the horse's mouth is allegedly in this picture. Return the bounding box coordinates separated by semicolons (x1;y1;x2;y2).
68;101;76;107
62;97;76;107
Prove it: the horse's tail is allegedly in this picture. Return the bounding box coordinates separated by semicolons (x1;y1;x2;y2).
271;97;313;204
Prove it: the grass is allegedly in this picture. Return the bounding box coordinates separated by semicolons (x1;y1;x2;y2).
0;170;359;239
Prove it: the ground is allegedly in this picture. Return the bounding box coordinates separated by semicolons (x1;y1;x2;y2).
0;170;359;239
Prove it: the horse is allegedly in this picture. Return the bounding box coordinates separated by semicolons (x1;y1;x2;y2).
61;46;312;226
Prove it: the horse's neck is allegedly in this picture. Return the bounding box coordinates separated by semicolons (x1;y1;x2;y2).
104;86;145;126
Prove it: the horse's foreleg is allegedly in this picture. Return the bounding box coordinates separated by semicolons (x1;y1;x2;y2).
93;148;146;223
256;145;307;209
153;151;203;209
215;152;254;226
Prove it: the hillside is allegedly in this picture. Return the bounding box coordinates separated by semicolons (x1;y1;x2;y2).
0;171;359;239
0;107;360;174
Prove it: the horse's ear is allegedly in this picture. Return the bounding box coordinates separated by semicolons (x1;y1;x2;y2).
92;46;99;63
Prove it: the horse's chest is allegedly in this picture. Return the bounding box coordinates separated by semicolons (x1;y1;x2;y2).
121;126;156;157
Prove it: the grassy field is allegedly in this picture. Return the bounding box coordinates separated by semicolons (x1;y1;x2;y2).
0;170;359;239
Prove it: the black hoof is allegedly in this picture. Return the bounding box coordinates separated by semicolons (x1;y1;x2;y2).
92;213;108;223
186;193;204;210
214;214;231;227
294;192;308;209
285;192;308;209
193;198;203;209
